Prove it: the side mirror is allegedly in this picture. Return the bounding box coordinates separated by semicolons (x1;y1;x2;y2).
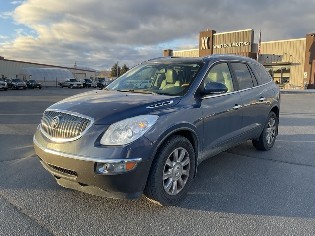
202;82;228;95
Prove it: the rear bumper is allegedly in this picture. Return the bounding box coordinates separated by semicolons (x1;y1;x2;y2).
70;84;83;88
34;137;152;199
13;85;26;89
28;84;41;88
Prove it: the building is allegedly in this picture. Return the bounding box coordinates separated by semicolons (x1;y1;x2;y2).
163;29;315;89
0;56;96;86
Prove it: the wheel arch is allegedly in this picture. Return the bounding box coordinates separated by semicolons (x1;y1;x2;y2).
151;127;200;176
270;105;280;135
271;105;280;119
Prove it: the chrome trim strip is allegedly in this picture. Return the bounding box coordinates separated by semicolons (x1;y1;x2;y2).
33;136;142;163
201;81;273;100
202;90;239;99
40;109;95;143
237;80;273;93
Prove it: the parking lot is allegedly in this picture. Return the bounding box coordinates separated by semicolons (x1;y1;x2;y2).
1;88;315;235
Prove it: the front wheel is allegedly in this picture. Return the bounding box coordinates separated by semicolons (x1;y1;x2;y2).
144;135;196;205
252;111;278;151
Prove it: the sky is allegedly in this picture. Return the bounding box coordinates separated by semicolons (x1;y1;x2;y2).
0;0;314;70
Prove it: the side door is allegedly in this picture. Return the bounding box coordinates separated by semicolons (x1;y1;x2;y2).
200;62;243;160
229;62;271;139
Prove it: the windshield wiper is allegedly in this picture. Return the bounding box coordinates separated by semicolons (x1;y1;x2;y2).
116;89;133;92
155;91;172;96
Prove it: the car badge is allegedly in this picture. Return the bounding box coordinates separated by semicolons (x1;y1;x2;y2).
51;116;61;129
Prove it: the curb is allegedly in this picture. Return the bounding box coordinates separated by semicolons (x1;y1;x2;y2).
280;89;315;94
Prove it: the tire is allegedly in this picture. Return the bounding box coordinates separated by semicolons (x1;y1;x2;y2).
144;135;196;206
252;111;278;151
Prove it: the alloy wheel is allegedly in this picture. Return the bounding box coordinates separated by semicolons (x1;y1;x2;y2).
266;117;276;145
163;147;190;195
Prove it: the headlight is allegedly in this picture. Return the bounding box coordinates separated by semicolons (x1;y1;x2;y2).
100;115;158;145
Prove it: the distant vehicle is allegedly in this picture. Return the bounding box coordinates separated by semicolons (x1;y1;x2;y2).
91;80;97;88
59;78;83;88
0;79;8;91
4;79;13;89
96;78;111;89
26;79;42;89
11;79;27;90
81;79;93;88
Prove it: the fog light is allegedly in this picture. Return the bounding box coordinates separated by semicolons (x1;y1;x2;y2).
95;160;138;175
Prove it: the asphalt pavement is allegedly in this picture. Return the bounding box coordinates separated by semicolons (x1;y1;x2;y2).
0;88;315;235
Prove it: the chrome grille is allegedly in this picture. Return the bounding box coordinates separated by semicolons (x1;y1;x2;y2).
40;110;92;142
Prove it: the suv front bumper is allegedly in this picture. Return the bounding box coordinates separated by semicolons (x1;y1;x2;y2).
33;136;152;199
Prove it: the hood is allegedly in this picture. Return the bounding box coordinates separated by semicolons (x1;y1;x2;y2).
48;90;180;124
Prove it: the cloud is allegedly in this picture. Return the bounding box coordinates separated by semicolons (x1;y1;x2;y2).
0;35;9;39
1;0;315;70
0;11;13;19
11;1;23;5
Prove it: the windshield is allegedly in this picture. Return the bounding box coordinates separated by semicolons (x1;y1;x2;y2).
107;62;203;96
12;79;22;82
69;79;78;82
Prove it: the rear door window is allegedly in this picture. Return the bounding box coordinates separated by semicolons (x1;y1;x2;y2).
230;63;257;90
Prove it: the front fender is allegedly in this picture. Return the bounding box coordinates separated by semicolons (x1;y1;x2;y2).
145;121;201;164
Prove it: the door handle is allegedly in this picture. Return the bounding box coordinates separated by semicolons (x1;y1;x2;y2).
258;97;266;102
233;104;242;110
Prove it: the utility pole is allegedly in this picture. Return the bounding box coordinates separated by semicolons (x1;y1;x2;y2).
116;61;119;77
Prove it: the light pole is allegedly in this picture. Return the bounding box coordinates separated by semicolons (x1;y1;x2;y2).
116;61;119;78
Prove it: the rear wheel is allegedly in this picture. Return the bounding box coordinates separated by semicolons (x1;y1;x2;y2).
144;135;195;205
252;111;278;151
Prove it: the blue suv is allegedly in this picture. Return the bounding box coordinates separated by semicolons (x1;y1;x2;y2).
33;55;280;205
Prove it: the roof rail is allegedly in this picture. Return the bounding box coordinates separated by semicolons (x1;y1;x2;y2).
147;57;168;61
147;56;183;61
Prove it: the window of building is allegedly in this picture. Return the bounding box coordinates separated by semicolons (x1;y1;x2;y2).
265;66;290;86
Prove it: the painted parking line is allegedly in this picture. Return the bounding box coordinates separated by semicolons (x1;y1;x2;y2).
0;114;42;116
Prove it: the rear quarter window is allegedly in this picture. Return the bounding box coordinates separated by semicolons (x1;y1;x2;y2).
250;63;272;85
